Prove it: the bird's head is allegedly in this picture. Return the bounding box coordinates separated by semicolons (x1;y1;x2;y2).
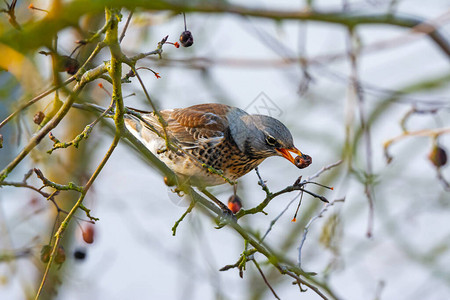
231;114;310;167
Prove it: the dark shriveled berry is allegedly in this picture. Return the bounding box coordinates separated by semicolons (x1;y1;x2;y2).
428;145;447;168
294;155;312;169
33;111;45;125
179;31;193;47
295;154;312;169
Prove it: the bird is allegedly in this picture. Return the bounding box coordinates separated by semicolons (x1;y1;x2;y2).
124;103;311;188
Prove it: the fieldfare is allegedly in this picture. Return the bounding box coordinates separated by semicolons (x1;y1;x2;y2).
124;103;311;187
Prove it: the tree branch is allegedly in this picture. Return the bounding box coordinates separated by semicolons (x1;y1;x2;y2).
1;2;448;57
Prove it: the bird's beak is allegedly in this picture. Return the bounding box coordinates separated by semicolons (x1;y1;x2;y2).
276;147;304;165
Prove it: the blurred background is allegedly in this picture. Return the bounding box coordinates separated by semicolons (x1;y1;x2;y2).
1;0;450;299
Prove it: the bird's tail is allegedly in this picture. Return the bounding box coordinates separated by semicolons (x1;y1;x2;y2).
72;102;160;137
72;103;153;116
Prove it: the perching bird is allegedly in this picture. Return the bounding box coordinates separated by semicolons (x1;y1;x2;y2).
124;103;311;187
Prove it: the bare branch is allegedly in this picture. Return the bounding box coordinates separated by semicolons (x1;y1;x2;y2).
172;199;195;236
298;199;345;268
251;258;281;300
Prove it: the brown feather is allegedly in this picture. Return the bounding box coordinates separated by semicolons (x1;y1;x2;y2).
129;103;233;148
172;103;230;131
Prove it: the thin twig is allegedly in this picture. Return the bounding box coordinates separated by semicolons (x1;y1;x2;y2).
0;77;75;130
283;269;329;300
172;199;195;236
347;28;375;238
76;15;114;45
437;169;450;191
0;179;51;198
251;258;281;300
237;160;342;219
255;167;270;195
307;160;343;181
119;10;134;43
292;191;304;222
47;98;115;154
0;37;107;133
1;0;20;30
383;127;450;163
298;198;345;268
34;168;83;193
131;67;170;142
236;182;328;219
0;63;109;182
260;194;299;242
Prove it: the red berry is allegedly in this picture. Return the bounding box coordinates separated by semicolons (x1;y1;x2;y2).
82;224;95;244
227;195;242;214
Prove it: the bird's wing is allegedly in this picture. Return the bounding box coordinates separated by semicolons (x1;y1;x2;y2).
130;104;232;149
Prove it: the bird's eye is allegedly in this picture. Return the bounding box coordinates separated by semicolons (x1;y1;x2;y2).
265;135;278;146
